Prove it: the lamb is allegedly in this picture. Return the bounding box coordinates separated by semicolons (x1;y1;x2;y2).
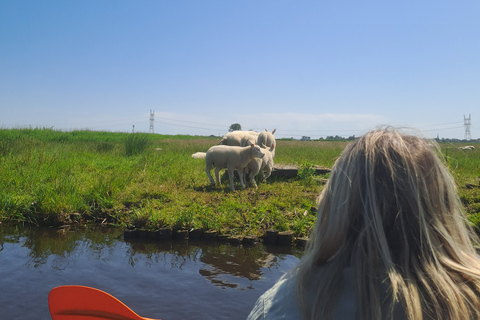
191;131;256;158
244;143;275;188
257;129;276;157
218;130;260;146
205;143;265;191
218;129;276;154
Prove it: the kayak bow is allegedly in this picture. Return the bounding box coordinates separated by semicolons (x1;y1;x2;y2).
48;285;160;320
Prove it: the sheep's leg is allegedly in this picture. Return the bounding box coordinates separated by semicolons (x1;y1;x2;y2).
244;168;250;186
249;171;258;188
227;168;235;191
205;164;215;185
238;168;246;189
214;167;222;186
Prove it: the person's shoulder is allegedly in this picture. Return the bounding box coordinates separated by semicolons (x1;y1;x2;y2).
246;273;303;320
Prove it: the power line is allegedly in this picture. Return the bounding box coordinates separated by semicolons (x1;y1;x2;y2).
155;120;228;132
72;120;149;130
65;113;472;138
155;117;228;129
420;125;465;132
278;128;361;133
69;115;146;127
417;121;463;128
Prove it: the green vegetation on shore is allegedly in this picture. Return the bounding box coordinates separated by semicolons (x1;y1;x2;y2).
1;128;479;237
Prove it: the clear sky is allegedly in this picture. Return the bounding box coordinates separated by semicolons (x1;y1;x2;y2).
1;0;479;139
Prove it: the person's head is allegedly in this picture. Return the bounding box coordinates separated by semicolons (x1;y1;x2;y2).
297;127;480;319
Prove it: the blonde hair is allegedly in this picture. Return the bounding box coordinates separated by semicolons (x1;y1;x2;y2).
296;127;480;319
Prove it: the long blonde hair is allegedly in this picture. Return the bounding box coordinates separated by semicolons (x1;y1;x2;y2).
296;127;480;319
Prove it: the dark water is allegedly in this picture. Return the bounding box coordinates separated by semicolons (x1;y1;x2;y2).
0;225;302;320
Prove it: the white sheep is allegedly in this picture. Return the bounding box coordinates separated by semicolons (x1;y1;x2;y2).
218;130;260;146
191;152;206;159
257;129;276;157
205;143;265;191
245;143;275;188
240;134;258;147
460;145;475;151
191;129;263;158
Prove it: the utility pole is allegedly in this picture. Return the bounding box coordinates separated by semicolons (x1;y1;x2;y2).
464;114;471;140
149;110;155;134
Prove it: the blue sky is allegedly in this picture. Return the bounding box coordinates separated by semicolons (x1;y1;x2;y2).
1;1;479;139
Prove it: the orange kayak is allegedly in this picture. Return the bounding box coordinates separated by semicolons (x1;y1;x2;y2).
49;285;160;320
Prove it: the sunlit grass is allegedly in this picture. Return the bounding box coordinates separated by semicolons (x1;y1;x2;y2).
1;128;479;236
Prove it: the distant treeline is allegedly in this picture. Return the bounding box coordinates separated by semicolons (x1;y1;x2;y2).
435;138;480;143
281;136;480;143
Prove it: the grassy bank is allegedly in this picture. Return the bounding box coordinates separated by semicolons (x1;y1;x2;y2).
1;128;479;237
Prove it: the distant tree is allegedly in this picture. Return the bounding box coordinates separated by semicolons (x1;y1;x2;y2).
326;135;345;141
229;123;242;132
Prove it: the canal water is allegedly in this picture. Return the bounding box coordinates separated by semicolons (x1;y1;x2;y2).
0;224;303;320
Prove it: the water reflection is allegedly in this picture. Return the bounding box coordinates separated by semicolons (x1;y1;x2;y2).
1;224;302;287
3;225;121;270
0;224;302;320
123;234;300;290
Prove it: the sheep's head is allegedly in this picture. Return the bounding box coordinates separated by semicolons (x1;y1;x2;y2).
251;144;265;158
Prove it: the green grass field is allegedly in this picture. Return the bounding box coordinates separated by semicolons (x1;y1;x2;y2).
1;128;479;237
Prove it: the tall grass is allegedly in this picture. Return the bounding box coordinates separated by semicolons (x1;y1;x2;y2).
1;128;479;236
277;140;348;167
124;133;149;156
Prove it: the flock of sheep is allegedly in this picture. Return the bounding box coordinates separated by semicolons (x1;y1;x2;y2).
192;129;277;191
